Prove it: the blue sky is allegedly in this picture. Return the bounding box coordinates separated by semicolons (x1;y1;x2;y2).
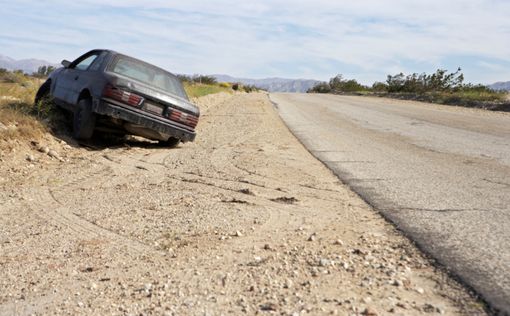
1;0;509;84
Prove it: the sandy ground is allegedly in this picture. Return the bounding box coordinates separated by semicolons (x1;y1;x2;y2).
0;93;486;315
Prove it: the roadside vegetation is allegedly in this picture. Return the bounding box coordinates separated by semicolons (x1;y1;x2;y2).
308;69;509;111
178;74;262;98
0;68;53;148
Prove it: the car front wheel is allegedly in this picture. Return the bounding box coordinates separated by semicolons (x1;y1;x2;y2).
73;98;96;140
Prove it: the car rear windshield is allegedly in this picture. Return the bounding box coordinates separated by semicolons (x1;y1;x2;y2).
109;56;188;100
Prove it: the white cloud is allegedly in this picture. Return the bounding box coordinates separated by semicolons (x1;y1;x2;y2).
1;0;509;83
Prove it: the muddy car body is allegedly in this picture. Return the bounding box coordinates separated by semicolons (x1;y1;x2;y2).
35;49;199;146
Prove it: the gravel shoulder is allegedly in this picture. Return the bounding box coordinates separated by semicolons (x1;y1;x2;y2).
0;93;486;315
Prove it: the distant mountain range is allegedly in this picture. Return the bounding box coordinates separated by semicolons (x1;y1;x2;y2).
213;74;321;93
0;55;59;74
488;81;510;91
1;54;508;93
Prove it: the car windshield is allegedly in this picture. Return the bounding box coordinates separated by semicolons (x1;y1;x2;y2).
109;56;188;100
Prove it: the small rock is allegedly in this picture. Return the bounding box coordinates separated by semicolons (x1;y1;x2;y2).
362;307;378;316
235;231;243;237
308;233;317;242
77;301;84;308
422;303;436;313
362;297;372;304
319;258;333;267
38;146;50;154
48;150;63;161
415;287;425;294
333;239;344;246
26;155;35;162
392;279;404;287
260;302;278;311
283;278;293;289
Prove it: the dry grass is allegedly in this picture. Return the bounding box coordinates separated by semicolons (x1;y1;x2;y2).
0;78;49;148
184;82;233;98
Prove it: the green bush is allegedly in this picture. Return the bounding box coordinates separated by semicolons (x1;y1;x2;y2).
307;82;331;93
386;68;464;93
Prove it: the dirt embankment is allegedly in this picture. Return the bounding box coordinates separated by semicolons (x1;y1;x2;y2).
0;93;486;315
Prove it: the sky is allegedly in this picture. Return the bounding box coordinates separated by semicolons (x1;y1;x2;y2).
1;0;509;84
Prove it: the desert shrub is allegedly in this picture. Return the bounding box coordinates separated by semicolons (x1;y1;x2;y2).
386;68;465;93
2;70;28;85
32;65;55;78
232;83;240;91
176;74;192;83
191;75;217;85
307;82;331;93
243;85;259;93
328;75;367;93
372;81;388;92
219;82;230;88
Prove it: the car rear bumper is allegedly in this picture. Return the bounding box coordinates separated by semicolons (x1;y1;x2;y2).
93;99;196;142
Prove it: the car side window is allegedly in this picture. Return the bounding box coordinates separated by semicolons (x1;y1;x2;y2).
74;54;99;71
88;52;107;72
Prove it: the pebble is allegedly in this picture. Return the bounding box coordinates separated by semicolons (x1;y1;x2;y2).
333;239;344;246
362;307;378;316
392;279;404;287
48;150;63;161
362;297;372;304
38;146;50;154
308;233;317;242
284;278;293;289
260;302;278;311
235;231;243;237
26;154;35;162
415;287;425;294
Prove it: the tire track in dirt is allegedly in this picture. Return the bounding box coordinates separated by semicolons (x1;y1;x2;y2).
0;93;489;315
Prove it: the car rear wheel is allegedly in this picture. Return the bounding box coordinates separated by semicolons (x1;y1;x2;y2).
73;98;96;140
159;137;180;148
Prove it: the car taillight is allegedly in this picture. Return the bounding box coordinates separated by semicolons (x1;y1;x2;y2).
103;84;144;107
168;109;199;129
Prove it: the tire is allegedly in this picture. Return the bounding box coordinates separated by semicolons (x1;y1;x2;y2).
73;98;96;140
159;137;180;148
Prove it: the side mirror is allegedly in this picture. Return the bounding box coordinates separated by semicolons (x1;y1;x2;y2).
61;60;71;68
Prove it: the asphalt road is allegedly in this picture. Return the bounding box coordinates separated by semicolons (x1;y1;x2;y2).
271;93;510;315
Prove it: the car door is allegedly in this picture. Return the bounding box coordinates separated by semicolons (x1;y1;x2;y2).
53;53;100;106
52;66;76;106
66;53;101;105
70;52;108;105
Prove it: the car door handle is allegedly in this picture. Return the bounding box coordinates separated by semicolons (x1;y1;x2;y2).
74;75;79;80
